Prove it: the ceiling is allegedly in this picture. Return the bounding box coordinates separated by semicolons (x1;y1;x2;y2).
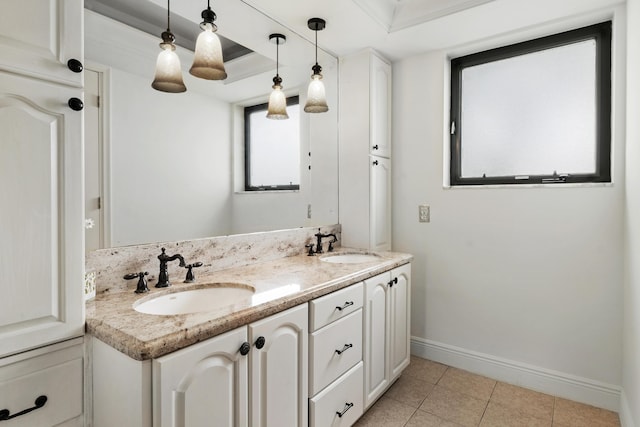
86;0;623;63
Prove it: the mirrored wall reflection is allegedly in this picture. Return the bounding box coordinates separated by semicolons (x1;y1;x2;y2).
83;2;338;249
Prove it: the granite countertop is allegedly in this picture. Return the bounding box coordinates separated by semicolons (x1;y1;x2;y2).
86;248;412;361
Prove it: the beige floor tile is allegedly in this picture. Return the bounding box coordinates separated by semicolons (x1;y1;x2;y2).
490;382;554;420
552;398;620;427
480;401;552;427
353;396;416;427
384;374;435;408
403;355;448;384
437;367;496;401
406;409;464;427
420;384;488;427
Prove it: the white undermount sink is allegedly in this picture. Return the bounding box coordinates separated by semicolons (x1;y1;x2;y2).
320;253;381;264
133;284;255;315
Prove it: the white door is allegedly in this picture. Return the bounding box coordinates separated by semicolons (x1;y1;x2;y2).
364;271;390;408
249;304;308;427
84;69;104;252
0;71;84;357
153;327;250;427
390;264;411;380
0;0;83;87
370;156;391;251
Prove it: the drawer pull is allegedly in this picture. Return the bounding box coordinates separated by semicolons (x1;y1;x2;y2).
336;402;354;418
335;343;353;355
335;301;354;311
0;395;47;421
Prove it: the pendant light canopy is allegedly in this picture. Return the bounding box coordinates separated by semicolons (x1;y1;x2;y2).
304;18;328;113
151;0;186;93
267;33;288;120
190;0;227;80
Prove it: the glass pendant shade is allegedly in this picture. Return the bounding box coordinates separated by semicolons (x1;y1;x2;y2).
190;23;227;80
304;72;328;113
151;40;186;93
267;83;288;119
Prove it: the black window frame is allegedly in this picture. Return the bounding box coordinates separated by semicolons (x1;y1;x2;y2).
449;21;612;186
244;95;300;191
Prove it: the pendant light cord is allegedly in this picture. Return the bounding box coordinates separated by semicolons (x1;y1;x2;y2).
314;29;318;66
166;0;171;31
276;37;280;77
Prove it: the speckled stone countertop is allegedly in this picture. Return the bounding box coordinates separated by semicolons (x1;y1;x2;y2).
86;248;412;361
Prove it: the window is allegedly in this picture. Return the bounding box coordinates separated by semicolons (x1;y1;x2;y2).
450;21;611;186
244;96;300;191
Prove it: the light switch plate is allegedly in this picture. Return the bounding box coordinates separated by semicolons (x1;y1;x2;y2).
419;205;430;223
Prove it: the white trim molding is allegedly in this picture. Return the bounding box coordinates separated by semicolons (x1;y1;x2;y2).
619;389;637;427
411;337;621;412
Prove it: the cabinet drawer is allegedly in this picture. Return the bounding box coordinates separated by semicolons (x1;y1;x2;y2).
310;309;362;395
310;362;363;427
0;344;83;426
310;282;363;332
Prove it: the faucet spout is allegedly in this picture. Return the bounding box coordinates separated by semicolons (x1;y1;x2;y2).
156;247;186;288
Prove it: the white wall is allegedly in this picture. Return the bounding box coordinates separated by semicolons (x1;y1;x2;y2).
108;68;232;246
393;10;625;410
623;0;640;424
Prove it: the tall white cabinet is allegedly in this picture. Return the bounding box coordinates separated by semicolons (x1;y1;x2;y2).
0;1;85;425
339;49;392;251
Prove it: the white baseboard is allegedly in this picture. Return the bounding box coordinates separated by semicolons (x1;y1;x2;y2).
620;389;637;427
411;337;621;412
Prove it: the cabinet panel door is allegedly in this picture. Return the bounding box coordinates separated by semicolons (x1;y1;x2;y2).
249;304;308;427
370;156;391;251
0;71;83;357
0;0;83;87
153;327;249;427
364;272;390;408
370;54;391;158
390;264;411;380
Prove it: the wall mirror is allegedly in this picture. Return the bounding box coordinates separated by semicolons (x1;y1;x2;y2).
83;0;338;250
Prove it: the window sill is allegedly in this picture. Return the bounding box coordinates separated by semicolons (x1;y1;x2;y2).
443;182;615;190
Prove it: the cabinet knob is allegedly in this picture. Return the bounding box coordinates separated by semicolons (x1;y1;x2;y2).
67;58;83;73
68;97;84;111
388;277;398;287
239;342;250;356
255;336;266;349
372;145;379;150
373;160;379;166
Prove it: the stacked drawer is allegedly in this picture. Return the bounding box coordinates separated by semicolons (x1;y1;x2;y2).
309;283;364;427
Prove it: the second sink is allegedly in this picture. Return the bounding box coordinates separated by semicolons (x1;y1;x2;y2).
134;283;255;315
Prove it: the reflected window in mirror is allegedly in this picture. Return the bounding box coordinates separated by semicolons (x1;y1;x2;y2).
244;96;300;191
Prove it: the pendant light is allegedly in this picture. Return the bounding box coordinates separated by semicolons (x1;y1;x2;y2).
151;0;186;93
190;0;227;80
304;18;329;113
266;33;288;120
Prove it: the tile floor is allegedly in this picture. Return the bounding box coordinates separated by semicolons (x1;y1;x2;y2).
354;356;620;427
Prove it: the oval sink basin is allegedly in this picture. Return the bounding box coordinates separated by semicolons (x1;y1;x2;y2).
134;284;255;315
321;253;381;264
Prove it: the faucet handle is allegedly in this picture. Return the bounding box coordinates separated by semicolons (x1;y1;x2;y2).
124;271;149;294
184;262;203;283
305;244;315;256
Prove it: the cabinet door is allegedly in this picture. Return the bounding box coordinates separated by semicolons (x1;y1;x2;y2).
370;156;391;251
369;54;391;158
390;264;411;380
249;304;308;427
0;71;84;357
363;272;390;408
0;0;83;87
153;328;250;427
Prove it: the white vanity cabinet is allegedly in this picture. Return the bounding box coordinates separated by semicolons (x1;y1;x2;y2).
93;304;308;427
364;264;411;408
339;49;392;251
309;283;364;427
